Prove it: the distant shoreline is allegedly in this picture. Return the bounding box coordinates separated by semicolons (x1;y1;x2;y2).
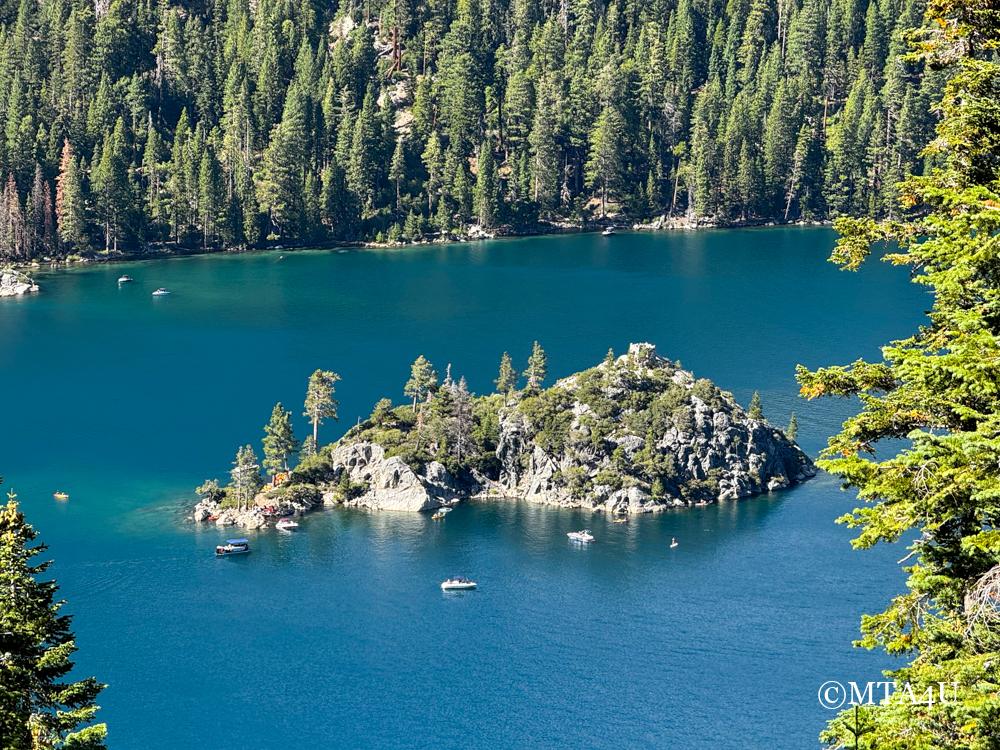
12;217;832;276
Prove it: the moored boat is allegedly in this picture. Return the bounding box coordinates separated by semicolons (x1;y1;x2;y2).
568;529;595;543
216;538;251;556
275;517;298;531
602;226;616;236
612;515;628;523
440;577;477;591
152;288;171;297
432;510;446;520
117;275;133;284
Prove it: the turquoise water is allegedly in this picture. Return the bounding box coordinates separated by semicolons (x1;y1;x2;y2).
0;228;926;748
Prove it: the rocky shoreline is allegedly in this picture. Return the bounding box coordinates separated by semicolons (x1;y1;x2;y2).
9;219;831;275
195;343;815;529
0;269;39;297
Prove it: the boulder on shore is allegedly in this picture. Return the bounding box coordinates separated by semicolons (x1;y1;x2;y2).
0;270;39;297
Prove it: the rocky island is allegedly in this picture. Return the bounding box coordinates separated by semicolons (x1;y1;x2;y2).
194;343;814;528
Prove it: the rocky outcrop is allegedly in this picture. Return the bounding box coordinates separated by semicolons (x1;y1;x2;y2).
325;441;465;511
0;270;38;297
192;483;322;529
486;343;815;514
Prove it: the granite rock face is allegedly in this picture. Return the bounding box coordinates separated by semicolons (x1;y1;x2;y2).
488;343;815;513
0;270;38;297
326;441;464;511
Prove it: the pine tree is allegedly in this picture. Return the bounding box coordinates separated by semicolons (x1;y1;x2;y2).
91;119;132;252
526;341;547;389
347;86;380;215
389;136;407;214
262;402;300;475
473;140;498;228
303;369;341;445
586;104;626;217
0;485;108;749
747;391;763;420
258;84;308;239
802;2;1000;744
786;412;798;440
230;445;262;510
495;351;518;393
198;148;224;249
404;355;438;411
56;140;86;249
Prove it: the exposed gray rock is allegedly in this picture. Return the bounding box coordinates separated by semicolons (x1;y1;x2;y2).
327;441;464;511
0;270;38;297
489;342;815;513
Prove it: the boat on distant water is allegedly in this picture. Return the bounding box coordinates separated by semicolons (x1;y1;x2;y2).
670;537;679;548
602;226;616;236
152;288;171;297
275;517;298;531
612;515;628;524
117;275;133;284
216;539;250;556
53;491;69;501
432;510;446;520
568;529;595;543
441;577;477;591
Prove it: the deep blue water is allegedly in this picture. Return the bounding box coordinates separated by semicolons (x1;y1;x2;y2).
0;228;927;748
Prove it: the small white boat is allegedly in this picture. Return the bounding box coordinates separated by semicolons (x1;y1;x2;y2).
440;506;453;514
432;510;446;520
152;288;171;297
117;275;133;284
275;517;299;531
216;539;251;556
568;529;595;543
602;226;616;236
670;537;679;549
441;577;477;591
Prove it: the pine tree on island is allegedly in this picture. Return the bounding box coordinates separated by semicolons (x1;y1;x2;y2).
262;402;300;476
303;370;340;447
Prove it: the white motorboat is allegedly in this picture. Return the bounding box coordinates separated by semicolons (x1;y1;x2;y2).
275;517;299;531
152;288;171;297
602;226;616;236
441;577;477;591
567;529;595;543
117;275;133;284
670;537;679;548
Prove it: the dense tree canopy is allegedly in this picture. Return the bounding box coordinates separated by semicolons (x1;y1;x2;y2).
798;0;1000;744
0;0;943;259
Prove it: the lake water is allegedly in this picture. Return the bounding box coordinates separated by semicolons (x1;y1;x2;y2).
0;228;927;748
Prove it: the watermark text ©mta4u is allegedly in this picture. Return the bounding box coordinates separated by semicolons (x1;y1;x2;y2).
817;681;959;710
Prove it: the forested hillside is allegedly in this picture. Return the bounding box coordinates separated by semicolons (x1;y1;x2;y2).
0;0;941;259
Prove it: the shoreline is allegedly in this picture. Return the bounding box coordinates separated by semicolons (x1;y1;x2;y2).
9;216;833;276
